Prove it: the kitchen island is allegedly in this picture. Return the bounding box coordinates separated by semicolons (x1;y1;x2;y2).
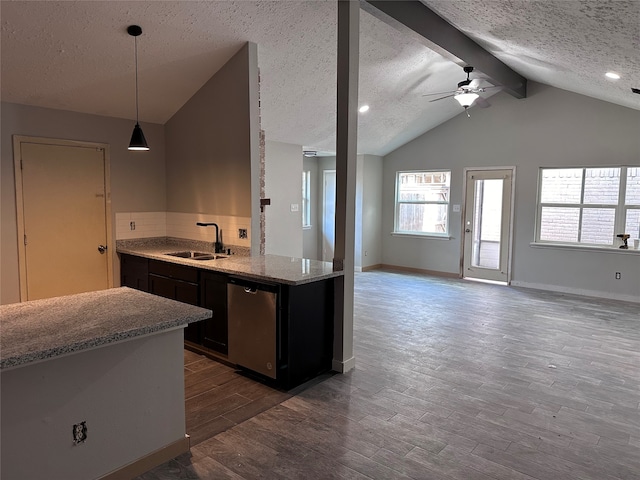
0;287;212;480
117;238;343;389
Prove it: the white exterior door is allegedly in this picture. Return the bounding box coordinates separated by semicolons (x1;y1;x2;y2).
463;168;514;283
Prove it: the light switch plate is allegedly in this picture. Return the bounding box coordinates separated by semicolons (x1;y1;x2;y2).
452;204;461;213
291;203;299;212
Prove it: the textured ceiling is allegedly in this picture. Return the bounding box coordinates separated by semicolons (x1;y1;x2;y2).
421;0;640;114
1;1;639;157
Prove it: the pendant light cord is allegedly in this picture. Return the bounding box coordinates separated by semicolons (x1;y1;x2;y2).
134;35;139;124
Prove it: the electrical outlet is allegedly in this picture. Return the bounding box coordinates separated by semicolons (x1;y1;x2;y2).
73;421;87;444
238;228;248;239
291;203;299;212
615;272;621;279
130;221;136;231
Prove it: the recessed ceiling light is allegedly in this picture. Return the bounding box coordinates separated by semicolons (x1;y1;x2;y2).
605;72;621;80
358;105;370;113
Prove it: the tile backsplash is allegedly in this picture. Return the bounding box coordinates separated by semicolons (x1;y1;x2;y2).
115;211;251;248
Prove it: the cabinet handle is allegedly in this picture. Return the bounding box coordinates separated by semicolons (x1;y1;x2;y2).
244;287;258;294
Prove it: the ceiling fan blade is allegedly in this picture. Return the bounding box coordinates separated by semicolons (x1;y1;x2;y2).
474;96;491;108
429;94;456;102
422;90;457;97
469;79;481;89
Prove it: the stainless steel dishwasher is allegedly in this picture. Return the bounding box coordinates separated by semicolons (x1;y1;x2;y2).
227;277;279;379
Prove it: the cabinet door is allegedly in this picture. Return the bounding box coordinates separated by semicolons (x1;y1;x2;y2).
200;272;228;354
120;254;149;291
149;273;200;343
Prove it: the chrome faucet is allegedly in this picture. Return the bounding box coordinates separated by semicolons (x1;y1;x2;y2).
196;222;223;253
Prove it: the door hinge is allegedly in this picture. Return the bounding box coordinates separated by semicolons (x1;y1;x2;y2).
20;159;24;170
24;234;27;246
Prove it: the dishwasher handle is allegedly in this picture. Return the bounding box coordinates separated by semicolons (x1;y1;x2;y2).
243;287;258;294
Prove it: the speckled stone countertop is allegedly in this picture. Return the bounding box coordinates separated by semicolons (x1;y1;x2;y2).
0;287;212;370
117;238;343;286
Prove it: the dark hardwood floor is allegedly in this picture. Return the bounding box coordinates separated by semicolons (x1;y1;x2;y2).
138;270;640;480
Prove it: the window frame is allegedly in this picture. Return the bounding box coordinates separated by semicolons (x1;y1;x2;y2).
535;166;640;247
393;169;451;237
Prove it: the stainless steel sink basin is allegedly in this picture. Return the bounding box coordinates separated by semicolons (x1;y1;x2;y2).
164;251;227;261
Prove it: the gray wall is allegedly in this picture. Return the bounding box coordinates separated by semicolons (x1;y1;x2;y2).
165;43;254;218
302;156;320;259
361;154;383;269
382;82;640;301
0;102;165;305
264;140;303;257
316;154;383;268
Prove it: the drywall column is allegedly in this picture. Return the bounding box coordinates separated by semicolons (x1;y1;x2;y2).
332;0;359;373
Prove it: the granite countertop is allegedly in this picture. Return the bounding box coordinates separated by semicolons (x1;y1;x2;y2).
0;287;212;370
117;238;344;286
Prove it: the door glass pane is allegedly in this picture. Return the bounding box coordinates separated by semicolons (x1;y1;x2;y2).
583;168;620;204
580;208;615;245
540;207;580;242
471;179;503;269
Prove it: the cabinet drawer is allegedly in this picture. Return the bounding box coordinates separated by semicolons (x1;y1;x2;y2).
148;259;198;283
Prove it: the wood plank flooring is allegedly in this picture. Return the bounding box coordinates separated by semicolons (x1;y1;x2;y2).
137;270;640;480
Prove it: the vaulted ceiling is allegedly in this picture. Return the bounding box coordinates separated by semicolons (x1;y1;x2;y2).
2;1;638;156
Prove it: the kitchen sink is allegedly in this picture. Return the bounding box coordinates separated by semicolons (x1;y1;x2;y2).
164;251;227;261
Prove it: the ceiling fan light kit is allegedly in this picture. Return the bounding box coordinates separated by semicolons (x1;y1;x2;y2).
454;92;479;108
423;65;500;116
127;24;149;151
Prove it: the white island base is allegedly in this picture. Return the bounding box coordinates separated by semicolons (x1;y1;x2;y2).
0;288;211;480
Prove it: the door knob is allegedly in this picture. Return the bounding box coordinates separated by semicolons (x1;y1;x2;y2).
98;245;107;254
465;229;471;233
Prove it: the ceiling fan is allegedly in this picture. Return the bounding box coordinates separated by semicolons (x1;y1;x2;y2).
423;66;498;116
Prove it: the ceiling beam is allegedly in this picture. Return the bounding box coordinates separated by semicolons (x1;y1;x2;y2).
361;0;527;99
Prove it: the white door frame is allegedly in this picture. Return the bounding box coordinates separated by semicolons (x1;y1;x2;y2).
460;166;516;283
13;135;113;300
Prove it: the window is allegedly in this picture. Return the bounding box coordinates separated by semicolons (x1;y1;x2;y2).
302;170;311;228
394;170;450;235
536;167;640;246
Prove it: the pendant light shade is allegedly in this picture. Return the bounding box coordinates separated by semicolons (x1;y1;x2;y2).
127;25;149;151
129;123;149;150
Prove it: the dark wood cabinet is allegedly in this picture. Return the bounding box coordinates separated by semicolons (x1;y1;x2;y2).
120;254;149;291
279;279;333;389
148;260;201;344
200;271;229;355
120;253;334;389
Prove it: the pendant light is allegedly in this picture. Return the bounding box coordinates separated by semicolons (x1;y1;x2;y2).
127;25;149;151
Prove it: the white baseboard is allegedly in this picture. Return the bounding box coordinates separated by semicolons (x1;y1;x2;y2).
510;281;640;304
332;356;356;373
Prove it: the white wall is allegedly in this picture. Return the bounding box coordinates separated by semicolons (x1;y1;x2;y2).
302;156;320;259
1;329;185;480
0;102;166;305
264;140;303;257
382;82;640;301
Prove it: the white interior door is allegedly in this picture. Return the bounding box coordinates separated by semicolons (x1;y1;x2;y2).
14;137;112;300
322;170;336;261
463;169;514;283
